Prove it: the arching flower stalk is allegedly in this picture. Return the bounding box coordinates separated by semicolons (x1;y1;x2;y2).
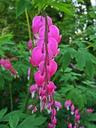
29;15;62;128
0;58;17;76
65;100;81;128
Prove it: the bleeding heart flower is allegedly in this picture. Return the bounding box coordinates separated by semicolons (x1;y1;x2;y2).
71;104;75;115
47;59;57;77
46;81;56;95
3;59;12;70
30;84;37;98
32;16;52;34
87;108;94;113
65;100;72;110
48;25;61;43
54;101;62;111
34;71;45;86
32;16;44;34
0;58;17;76
30;47;44;66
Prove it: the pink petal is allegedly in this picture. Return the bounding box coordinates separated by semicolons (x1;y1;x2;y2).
47;81;56;94
30;47;44;66
32;16;52;34
32;16;44;34
34;71;45;86
30;84;37;93
47;59;57;77
48;37;58;57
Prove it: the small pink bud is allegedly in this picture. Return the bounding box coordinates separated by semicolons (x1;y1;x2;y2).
48;123;54;128
52;108;57;116
4;59;12;70
30;84;37;93
32;106;37;113
10;67;17;75
71;104;75;115
65;100;72;110
28;104;33;110
52;117;57;125
68;123;72;128
75;109;79;115
75;114;80;122
54;101;62;111
27;39;32;50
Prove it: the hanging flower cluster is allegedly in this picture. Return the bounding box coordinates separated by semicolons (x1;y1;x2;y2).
64;100;81;128
86;108;94;113
29;15;62;128
0;58;17;76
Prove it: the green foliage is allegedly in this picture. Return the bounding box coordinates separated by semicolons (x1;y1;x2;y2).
0;108;46;128
16;0;32;17
0;0;96;127
0;108;7;121
18;115;46;128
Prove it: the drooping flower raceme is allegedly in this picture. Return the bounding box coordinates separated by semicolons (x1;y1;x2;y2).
29;15;62;128
65;100;81;128
0;58;17;76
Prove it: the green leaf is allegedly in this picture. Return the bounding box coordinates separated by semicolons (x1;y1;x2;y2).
86;123;96;128
16;0;32;17
50;2;74;16
18;115;46;128
34;0;52;12
3;110;26;128
0;75;5;90
87;113;96;121
75;49;86;70
85;59;95;79
59;85;74;96
9;114;19;128
0;108;7;122
67;88;86;109
62;51;71;70
0;125;9;128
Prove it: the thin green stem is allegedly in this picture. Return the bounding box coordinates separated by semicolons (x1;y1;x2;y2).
23;66;34;112
25;8;32;40
86;44;93;49
9;84;13;111
23;9;34;113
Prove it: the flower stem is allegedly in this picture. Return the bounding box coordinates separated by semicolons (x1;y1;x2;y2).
23;65;34;112
44;15;49;85
25;8;32;40
24;9;35;113
9;84;13;111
